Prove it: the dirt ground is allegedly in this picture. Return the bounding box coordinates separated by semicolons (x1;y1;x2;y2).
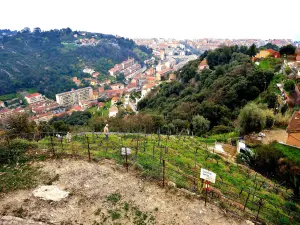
0;159;250;225
261;129;288;144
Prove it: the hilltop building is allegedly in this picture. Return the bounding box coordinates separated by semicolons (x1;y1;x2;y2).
198;59;209;71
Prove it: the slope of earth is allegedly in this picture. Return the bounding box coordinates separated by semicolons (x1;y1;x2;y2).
0;159;249;225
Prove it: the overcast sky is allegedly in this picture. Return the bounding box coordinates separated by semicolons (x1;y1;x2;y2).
1;0;300;40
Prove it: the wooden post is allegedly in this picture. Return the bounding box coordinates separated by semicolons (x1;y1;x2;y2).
106;137;108;153
205;182;208;206
160;146;162;164
152;143;155;158
162;159;165;187
87;136;91;162
244;191;251;211
50;136;55;155
256;198;264;221
60;137;63;151
253;181;258;200
125;148;128;172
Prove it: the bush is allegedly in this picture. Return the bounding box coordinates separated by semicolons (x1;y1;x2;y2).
238;103;266;135
274;112;290;127
192;115;210;136
0;139;37;164
210;125;233;134
264;109;275;128
284;80;295;92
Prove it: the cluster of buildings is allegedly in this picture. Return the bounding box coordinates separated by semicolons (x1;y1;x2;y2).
0;92;62;126
108;58;142;80
185;39;293;52
134;38;295;54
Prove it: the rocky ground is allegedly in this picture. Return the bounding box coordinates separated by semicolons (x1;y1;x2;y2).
0;159;251;225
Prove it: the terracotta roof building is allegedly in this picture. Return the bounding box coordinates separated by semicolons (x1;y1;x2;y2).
286;111;300;148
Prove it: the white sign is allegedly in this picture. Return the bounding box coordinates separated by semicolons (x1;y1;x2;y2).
121;147;131;155
200;168;216;183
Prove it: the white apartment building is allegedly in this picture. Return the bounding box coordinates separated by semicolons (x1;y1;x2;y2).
56;87;93;107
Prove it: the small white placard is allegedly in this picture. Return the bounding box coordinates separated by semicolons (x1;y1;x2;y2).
200;168;216;183
121;147;131;155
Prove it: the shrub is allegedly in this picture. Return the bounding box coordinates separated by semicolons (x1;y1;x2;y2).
192;115;210;136
0;139;37;164
210;125;233;134
238;103;266;135
284;80;295;92
264;109;275;128
274;112;290;127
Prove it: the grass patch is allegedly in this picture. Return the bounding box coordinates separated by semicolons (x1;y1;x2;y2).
0;164;41;192
107;193;121;204
273;142;300;164
108;210;121;220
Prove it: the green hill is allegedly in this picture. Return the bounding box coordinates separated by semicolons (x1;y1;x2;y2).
138;46;279;133
0;28;152;98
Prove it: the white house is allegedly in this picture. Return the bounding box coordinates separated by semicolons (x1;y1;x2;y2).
25;93;43;104
109;105;118;118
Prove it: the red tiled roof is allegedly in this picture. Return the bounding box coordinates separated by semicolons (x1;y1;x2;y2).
25;93;40;98
199;59;208;66
287;111;300;133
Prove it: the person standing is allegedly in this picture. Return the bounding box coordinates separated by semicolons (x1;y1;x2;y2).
104;124;109;140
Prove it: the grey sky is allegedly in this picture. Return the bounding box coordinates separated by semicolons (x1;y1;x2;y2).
1;0;300;40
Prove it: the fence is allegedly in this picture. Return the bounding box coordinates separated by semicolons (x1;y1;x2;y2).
0;131;299;224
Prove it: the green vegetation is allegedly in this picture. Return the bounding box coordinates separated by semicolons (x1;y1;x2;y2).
0;93;17;101
30;133;299;224
284;80;296;92
280;44;296;56
238;103;275;135
0;28;152;98
0;165;41;193
138;46;275;135
107;193;121;204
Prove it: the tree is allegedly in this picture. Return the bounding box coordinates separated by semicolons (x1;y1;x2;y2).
192;115;210;136
279;44;296;55
116;73;125;83
247;44;257;57
261;43;279;51
238;103;266;135
104;84;112;90
52;121;69;133
7;114;36;134
263;92;277;108
284;80;295;92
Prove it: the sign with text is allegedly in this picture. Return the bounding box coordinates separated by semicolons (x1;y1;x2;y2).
200;168;216;183
121;147;131;155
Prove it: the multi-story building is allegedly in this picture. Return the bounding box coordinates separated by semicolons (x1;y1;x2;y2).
25;93;43;104
56;87;93;107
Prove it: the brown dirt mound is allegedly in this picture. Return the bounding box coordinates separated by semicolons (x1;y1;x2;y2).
0;159;249;225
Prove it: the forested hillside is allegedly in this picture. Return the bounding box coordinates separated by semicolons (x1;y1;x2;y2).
138;46;277;134
0;28;152;98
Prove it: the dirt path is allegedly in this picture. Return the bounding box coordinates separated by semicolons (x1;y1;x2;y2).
0;159;250;225
261;129;288;144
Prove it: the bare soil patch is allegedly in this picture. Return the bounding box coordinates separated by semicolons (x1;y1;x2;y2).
0;159;249;225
